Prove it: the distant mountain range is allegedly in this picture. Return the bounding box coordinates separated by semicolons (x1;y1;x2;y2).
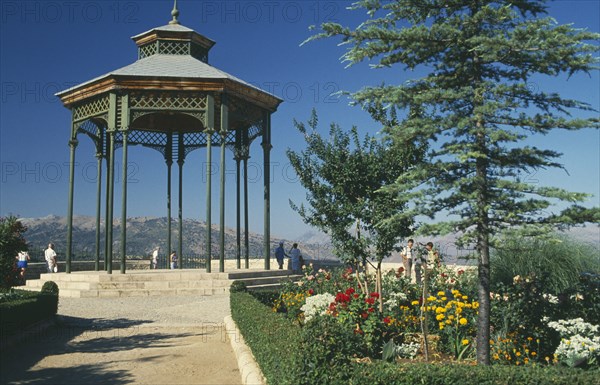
18;215;337;260
18;216;598;264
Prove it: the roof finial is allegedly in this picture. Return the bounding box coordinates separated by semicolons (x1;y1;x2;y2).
169;0;180;25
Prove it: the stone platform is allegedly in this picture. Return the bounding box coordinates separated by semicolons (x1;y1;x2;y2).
22;269;301;298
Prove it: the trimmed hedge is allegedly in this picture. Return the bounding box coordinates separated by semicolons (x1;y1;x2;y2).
0;289;59;335
231;291;600;385
230;292;302;385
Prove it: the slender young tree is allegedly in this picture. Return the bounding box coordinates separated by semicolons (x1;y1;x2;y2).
307;0;599;364
287;109;420;300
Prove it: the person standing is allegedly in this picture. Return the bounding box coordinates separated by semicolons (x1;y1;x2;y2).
275;241;288;269
170;251;178;270
289;243;303;273
152;247;160;269
400;239;415;279
425;242;440;268
44;243;57;273
15;251;30;281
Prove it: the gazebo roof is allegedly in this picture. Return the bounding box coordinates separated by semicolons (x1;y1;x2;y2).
56;14;282;111
56;52;266;97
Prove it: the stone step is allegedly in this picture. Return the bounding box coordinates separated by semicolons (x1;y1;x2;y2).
227;269;299;279
247;283;284;291
235;275;302;287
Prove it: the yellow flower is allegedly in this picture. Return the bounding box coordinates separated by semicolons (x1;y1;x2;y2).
438;291;445;296
459;317;468;326
462;295;468;300
439;324;445;330
462;339;469;346
411;300;420;306
436;314;445;321
516;352;521;357
441;297;447;301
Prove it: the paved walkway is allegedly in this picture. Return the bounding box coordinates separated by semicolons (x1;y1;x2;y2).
1;295;242;385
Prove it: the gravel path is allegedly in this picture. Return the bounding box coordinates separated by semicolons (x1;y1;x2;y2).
1;295;242;385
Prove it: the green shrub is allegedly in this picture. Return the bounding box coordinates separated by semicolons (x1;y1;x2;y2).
0;289;59;335
346;361;600;385
41;281;60;295
229;280;247;293
230;292;302;385
249;289;279;307
0;216;29;288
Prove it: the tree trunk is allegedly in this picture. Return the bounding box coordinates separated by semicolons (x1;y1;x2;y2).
475;117;491;365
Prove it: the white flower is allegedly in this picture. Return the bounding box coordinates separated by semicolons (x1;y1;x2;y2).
395;342;420;359
542;293;559;304
300;293;335;323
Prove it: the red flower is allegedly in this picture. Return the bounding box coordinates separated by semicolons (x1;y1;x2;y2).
441;273;448;278
368;307;375;313
308;289;314;295
365;297;375;305
361;312;368;319
335;292;350;303
370;292;380;299
383;316;391;324
353;293;360;299
457;270;464;275
345;287;355;296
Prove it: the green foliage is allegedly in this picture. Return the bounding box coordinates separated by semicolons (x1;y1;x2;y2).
0;289;59;335
41;281;60;296
344;361;600;385
229;280;247;293
231;291;598;384
307;0;599;364
287;109;419;266
230;292;302;385
0;216;29;288
491;235;600;293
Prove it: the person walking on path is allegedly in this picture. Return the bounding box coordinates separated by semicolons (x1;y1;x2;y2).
44;243;57;273
289;243;303;273
15;251;30;281
274;241;288;269
170;251;178;270
152;247;160;269
400;239;415;279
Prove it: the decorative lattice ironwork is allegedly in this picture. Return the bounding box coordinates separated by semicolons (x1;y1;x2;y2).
73;96;110;122
158;41;190;56
138;42;158;59
130;92;207;111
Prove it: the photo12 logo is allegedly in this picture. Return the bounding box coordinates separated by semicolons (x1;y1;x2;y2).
199;1;340;24
1;1;140;24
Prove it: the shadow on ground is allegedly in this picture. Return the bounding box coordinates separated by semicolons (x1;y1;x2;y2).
0;315;192;384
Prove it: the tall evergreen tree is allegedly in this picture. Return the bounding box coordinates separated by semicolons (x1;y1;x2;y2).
307;0;599;364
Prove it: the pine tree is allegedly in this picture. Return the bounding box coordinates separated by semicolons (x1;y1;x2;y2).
307;0;599;364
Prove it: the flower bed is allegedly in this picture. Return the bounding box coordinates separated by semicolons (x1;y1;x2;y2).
230;290;599;385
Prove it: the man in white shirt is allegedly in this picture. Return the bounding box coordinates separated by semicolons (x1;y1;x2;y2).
44;243;57;273
152;247;159;269
400;239;415;279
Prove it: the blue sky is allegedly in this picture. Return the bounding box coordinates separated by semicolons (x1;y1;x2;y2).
1;0;598;240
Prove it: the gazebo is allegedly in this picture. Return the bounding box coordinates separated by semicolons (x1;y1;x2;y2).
56;2;282;274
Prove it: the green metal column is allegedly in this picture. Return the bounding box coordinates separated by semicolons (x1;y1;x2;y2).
94;149;103;272
205;94;215;273
262;113;272;270
243;127;250;269
120;131;128;274
106;131;115;274
219;96;228;273
235;155;241;270
178;133;184;269
104;155;110;271
66;135;78;274
166;140;173;268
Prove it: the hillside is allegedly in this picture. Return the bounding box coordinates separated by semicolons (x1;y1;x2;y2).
18;215;336;260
